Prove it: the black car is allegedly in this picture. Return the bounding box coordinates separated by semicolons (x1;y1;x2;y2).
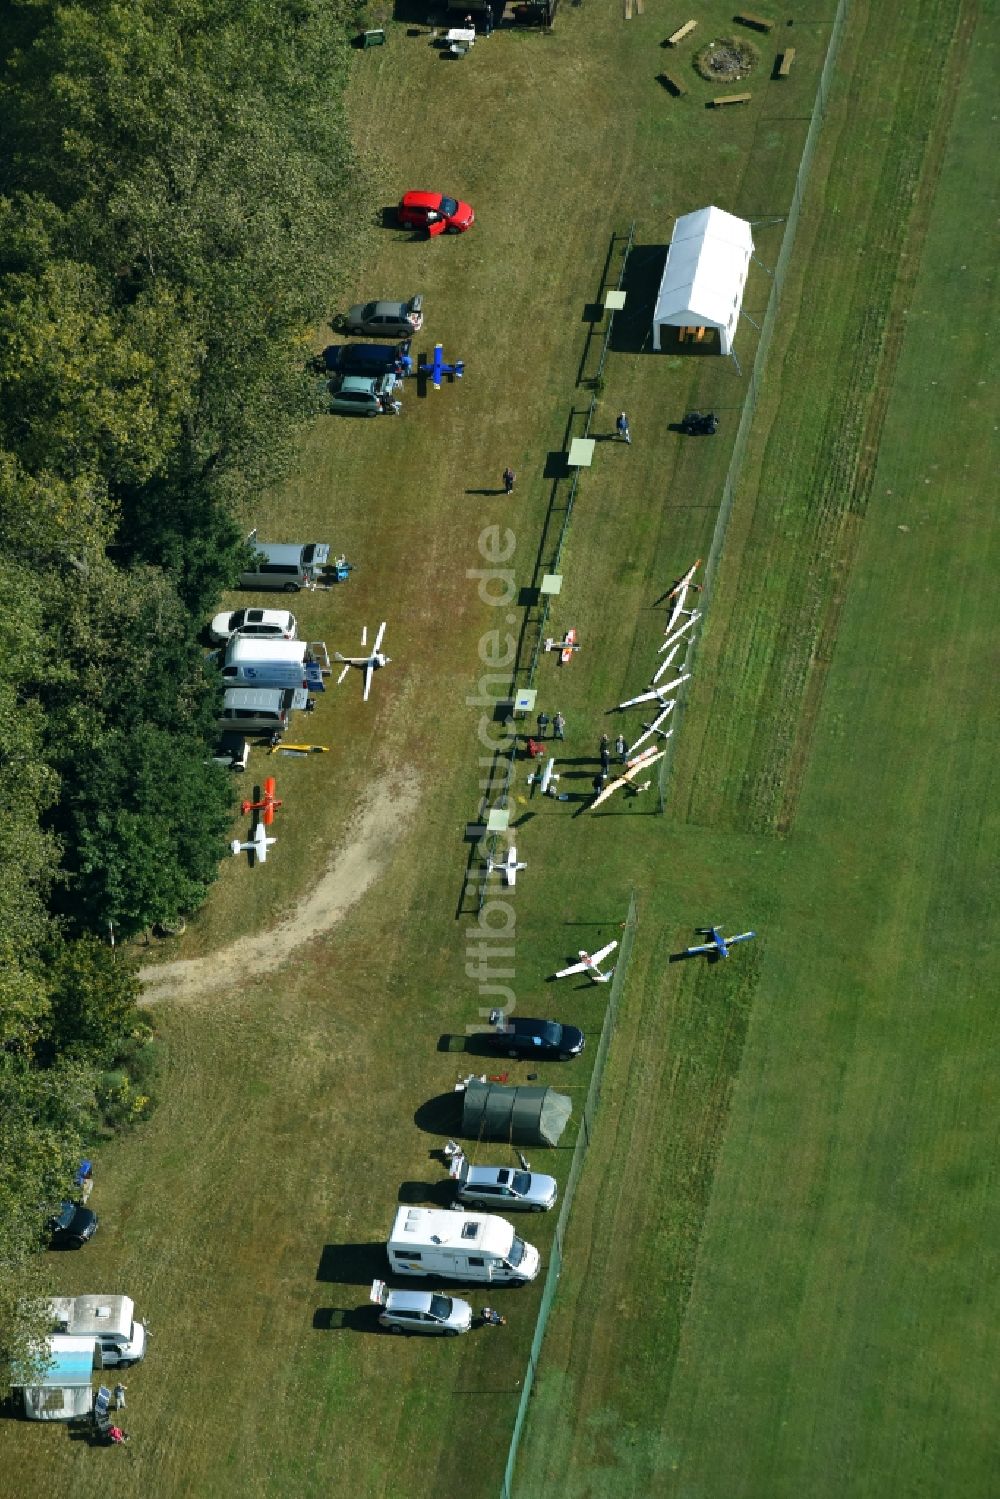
320;340;412;377
483;1013;585;1061
49;1200;99;1249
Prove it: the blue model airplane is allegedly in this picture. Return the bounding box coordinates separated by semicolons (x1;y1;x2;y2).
419;342;465;390
683;927;756;960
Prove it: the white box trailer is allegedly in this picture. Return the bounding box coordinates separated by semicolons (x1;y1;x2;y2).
387;1206;540;1285
49;1294;146;1368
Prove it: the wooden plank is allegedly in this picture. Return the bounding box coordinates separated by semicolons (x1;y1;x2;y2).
624;0;633;19
777;46;796;76
667;18;697;46
712;92;752;106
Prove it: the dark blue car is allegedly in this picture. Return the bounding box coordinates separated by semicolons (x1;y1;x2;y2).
320;340;412;377
483;1014;585;1061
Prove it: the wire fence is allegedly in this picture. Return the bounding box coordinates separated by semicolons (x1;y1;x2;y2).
473;225;636;908
657;0;851;812
500;888;638;1499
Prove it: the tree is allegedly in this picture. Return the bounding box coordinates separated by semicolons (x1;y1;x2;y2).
40;937;143;1069
55;723;234;937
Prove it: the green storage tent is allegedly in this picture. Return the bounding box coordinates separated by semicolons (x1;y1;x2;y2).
461;1080;572;1147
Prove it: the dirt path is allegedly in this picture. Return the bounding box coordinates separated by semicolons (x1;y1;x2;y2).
139;770;421;1005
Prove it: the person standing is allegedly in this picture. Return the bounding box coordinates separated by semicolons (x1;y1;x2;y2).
615;732;628;763
484;2;493;34
616;411;631;444
503;466;516;495
537;711;550;740
600;734;611;774
553;712;565;740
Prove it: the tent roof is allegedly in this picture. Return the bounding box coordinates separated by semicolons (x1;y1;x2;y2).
11;1334;96;1390
461;1081;572;1146
654;206;754;330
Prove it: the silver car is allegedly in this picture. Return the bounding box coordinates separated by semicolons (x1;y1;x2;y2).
452;1161;558;1213
329;372;400;416
343;295;423;338
371;1281;472;1336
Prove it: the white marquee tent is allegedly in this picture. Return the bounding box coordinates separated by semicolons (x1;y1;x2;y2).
652;206;754;356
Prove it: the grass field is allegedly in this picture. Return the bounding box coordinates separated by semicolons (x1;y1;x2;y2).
515;1;998;1494
4;0;995;1495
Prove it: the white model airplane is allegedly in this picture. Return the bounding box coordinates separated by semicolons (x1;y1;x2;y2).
230;823;277;864
618;673;691;711
652;639;689;685
659;610;701;653
527;758;559;796
484;846;527;887
664;559;702;634
629;702;676;755
666;559;701;601
554;940;618;983
591;747;664;810
335;622;390;702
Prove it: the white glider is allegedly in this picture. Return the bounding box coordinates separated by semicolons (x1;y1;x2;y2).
652;639;689;684
629;702;676;756
554;940;618;983
659;610;701;653
618;673;690;710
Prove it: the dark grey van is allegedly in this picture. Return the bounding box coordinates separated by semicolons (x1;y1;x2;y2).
239;542;331;593
216;686;309;735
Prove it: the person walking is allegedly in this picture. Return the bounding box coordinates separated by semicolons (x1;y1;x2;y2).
600;734;611;774
537;711;550;740
616;411;631;444
502;466;515;495
553;712;566;740
615;732;628;763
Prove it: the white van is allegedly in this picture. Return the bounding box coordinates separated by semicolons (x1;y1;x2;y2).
386;1206;540;1285
220;638;331;691
216;685;309;735
222;638;309;688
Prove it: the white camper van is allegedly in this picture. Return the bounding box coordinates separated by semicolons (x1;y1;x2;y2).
386;1206;540;1285
49;1295;147;1368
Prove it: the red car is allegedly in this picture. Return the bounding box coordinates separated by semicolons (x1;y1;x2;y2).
397;191;475;236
